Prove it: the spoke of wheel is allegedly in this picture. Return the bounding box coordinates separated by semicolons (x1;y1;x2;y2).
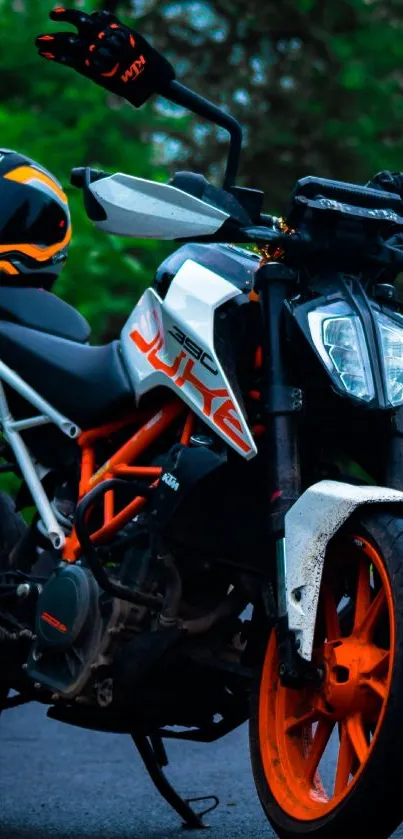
363;677;387;701
323;584;340;641
346;714;369;765
357;588;386;641
354;557;371;632
306;718;335;780
334;722;354;796
284;708;319;734
369;650;390;679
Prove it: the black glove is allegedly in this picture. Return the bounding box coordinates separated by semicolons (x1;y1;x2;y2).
366;170;403;198
35;7;175;108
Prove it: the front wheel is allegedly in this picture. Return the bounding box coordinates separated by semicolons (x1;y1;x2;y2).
250;511;403;839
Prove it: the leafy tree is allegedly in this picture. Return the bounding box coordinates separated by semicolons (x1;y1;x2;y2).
116;0;403;214
2;0;403;325
1;0;401;501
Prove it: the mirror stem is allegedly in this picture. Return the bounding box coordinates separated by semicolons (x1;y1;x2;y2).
166;80;243;190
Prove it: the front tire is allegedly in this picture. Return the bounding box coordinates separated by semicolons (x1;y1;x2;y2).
250;510;403;839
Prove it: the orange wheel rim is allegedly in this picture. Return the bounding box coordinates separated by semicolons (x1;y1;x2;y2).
258;535;395;820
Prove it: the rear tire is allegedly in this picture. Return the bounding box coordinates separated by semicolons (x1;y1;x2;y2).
0;491;26;571
0;492;26;711
250;510;403;839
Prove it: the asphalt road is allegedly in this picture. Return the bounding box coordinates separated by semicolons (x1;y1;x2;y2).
0;703;272;839
2;703;403;839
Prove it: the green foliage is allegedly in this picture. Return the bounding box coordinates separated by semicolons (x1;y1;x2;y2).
0;0;174;339
2;0;403;322
124;0;403;213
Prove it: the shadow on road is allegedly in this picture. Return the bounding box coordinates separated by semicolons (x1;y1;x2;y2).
0;827;187;839
1;705;268;839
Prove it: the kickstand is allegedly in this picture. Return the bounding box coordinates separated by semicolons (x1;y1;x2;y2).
132;734;218;829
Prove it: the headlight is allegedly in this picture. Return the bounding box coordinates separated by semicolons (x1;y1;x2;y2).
375;312;403;407
308;302;375;402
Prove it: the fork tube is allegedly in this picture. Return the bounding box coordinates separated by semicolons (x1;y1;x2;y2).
385;408;403;490
254;261;301;539
255;262;320;685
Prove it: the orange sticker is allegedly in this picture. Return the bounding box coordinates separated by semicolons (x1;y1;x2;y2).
41;612;67;633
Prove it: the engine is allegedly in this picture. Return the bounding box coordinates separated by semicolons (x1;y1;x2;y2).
27;562;134;704
18;441;255;722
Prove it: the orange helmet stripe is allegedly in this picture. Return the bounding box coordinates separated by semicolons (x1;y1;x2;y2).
4;166;68;205
0;261;19;275
0;224;72;262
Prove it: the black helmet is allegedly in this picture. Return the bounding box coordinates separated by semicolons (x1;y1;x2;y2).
0;149;71;288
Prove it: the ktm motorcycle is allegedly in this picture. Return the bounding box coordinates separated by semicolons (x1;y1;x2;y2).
2;9;403;839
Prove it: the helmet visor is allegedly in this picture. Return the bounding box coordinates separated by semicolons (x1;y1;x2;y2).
0;181;69;248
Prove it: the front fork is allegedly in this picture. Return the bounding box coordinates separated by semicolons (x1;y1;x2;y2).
255;262;319;687
385;408;403;491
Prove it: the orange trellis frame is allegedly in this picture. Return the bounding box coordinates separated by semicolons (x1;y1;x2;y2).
62;394;264;563
63;399;190;561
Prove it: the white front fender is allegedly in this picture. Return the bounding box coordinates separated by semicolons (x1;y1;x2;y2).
284;480;403;661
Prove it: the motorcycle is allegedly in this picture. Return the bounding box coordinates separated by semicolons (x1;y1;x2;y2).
2;8;403;838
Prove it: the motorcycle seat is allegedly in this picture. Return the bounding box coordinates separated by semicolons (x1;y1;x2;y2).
0;287;91;344
0;321;133;429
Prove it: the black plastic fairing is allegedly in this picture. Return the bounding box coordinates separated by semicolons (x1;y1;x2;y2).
147;443;226;533
213;292;262;407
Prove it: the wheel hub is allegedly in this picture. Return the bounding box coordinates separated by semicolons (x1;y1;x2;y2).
319;638;385;718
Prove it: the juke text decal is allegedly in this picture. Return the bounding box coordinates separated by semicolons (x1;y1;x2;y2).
130;320;252;454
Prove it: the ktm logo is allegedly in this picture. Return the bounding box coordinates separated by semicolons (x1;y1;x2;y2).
161;472;179;491
121;55;146;83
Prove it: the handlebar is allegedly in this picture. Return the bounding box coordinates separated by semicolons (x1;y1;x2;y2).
239;224;311;256
70;165;310;254
69;166;403;271
239;223;403;272
70;167;86;188
70;167;108;188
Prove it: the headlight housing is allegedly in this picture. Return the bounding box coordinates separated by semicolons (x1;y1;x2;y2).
374;312;403;407
308;302;375;402
307;300;403;407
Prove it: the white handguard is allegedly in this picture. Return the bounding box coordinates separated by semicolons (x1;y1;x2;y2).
89;173;230;239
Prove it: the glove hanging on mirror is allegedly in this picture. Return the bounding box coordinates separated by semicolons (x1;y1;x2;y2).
35;8;175;107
